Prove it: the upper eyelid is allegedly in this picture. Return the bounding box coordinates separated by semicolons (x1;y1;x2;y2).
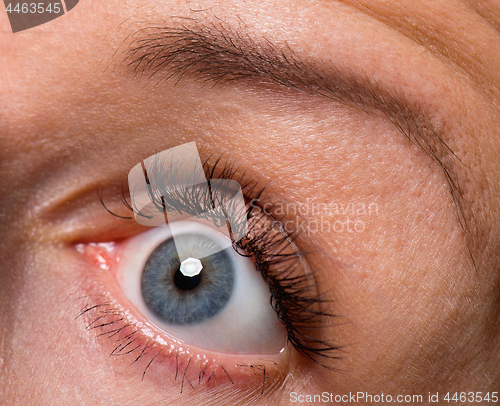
100;154;264;223
94;157;342;368
35;155;265;245
130;159;248;241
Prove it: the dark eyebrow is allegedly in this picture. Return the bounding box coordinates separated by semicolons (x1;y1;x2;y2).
121;22;476;264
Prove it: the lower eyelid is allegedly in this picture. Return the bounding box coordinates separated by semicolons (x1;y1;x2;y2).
73;248;289;395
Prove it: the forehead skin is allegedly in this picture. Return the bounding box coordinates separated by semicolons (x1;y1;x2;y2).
1;0;500;405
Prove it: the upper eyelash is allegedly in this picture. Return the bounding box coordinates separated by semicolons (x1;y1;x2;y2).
98;155;342;368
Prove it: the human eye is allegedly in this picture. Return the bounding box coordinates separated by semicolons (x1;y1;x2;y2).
74;148;337;394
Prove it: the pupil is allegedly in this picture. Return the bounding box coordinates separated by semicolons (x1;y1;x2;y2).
173;268;202;290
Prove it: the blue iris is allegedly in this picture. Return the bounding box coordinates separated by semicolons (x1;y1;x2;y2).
141;233;234;325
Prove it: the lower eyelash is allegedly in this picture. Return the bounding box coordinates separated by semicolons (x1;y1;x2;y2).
75;293;280;395
98;155;341;369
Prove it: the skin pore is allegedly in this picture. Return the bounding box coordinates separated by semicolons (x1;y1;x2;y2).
1;0;500;405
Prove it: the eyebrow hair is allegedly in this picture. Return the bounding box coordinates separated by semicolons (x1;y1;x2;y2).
121;22;476;264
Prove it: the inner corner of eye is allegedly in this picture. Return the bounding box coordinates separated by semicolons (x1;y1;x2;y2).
108;219;287;356
76;241;117;271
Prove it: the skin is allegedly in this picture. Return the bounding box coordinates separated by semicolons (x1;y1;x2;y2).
1;0;500;405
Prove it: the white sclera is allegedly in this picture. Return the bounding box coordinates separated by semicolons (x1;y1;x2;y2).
179;257;203;277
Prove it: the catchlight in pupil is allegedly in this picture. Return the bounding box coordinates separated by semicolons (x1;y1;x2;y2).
179;257;203;277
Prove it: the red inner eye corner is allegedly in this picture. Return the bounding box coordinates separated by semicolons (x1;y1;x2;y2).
74;241;289;395
76;242;118;271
